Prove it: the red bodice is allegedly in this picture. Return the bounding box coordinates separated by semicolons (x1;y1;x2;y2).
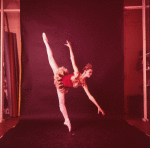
63;73;74;87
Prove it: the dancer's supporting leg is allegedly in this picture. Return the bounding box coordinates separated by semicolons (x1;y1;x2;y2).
42;33;71;132
57;89;71;132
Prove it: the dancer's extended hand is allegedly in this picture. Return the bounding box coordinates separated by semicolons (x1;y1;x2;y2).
42;32;48;43
64;40;71;49
98;107;105;116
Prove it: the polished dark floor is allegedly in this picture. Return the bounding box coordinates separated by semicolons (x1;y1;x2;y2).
0;118;150;148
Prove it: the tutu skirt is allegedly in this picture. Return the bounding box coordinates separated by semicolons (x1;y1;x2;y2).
54;67;69;93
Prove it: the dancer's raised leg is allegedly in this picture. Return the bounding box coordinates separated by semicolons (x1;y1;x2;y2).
42;33;58;74
57;89;71;132
43;33;71;131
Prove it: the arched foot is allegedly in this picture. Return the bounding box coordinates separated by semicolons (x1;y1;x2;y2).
64;119;71;132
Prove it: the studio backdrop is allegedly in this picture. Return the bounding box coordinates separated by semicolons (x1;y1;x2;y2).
21;0;124;119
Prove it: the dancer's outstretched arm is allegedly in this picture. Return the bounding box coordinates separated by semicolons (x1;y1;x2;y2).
83;85;105;116
65;41;79;75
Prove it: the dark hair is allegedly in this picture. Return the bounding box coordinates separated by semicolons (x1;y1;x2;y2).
83;63;92;71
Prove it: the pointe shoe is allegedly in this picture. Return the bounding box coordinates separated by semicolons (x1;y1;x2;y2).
42;33;48;43
64;119;71;132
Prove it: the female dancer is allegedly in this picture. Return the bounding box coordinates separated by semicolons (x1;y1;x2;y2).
42;33;105;132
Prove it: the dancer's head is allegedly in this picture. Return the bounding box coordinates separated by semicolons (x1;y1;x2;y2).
83;63;93;78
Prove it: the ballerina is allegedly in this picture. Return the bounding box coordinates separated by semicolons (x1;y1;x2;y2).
42;33;105;132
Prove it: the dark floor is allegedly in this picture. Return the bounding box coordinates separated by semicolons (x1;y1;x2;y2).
0;117;150;148
1;116;149;139
0;117;20;138
126;117;150;137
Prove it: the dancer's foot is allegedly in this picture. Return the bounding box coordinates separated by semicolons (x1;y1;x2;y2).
64;119;71;132
42;32;48;43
